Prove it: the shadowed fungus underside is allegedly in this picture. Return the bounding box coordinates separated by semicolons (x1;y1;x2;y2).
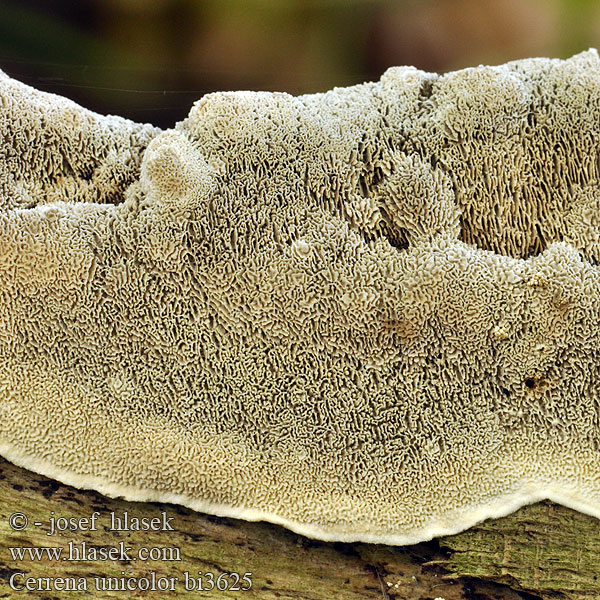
1;50;600;545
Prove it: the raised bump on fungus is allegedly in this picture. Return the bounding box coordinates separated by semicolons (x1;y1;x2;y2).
1;51;600;545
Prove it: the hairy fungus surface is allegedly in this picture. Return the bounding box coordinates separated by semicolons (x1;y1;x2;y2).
1;51;600;545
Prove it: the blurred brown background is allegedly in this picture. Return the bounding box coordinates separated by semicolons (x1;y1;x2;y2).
0;0;596;127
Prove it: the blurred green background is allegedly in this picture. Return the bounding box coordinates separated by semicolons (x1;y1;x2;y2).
0;0;597;127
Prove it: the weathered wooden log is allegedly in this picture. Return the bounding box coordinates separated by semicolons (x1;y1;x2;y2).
1;458;598;599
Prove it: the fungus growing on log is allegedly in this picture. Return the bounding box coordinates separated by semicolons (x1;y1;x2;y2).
1;51;600;545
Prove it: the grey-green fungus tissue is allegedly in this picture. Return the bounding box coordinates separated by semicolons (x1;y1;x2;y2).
1;50;600;545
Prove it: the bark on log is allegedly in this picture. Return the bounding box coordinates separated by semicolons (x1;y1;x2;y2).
0;457;597;599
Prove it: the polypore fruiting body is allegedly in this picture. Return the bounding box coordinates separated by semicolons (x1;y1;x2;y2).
0;71;160;211
1;52;600;545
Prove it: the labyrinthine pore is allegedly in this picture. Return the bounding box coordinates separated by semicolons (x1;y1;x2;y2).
1;50;600;544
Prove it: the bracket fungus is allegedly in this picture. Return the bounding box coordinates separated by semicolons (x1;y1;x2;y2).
1;51;600;545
